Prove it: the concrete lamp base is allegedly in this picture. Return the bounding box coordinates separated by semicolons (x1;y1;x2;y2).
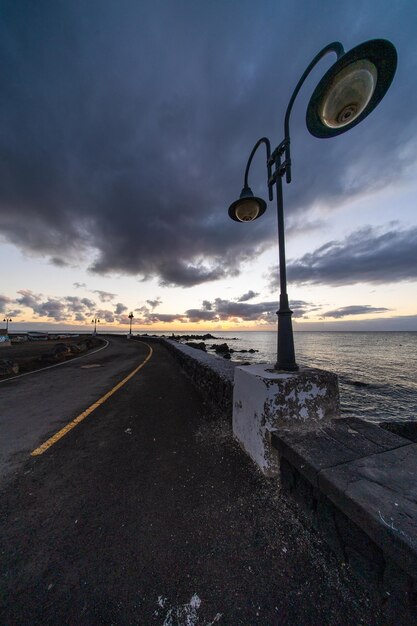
232;364;340;477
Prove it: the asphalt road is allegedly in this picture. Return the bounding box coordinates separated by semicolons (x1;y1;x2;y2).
0;336;148;480
0;339;385;625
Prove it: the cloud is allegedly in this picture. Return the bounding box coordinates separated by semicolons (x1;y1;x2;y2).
115;302;127;315
184;297;316;324
0;294;13;314
184;309;218;323
93;290;116;303
321;305;390;319
81;297;96;309
16;290;42;311
5;286;414;330
146;298;162;310
298;314;417;331
50;257;69;267
1;2;415;287
16;291;96;321
286;225;417;286
73;282;87;289
96;309;115;323
10;289;310;325
237;290;259;302
13;289;127;323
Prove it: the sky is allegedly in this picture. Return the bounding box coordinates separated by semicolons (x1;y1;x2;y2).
1;0;416;332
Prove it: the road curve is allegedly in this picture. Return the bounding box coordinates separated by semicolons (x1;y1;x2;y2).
0;336;150;482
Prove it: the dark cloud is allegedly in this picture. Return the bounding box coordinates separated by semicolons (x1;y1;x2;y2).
237;290;259;302
50;257;68;267
287;225;417;286
290;300;321;319
73;282;87;289
93;290;116;303
184;309;218;323
81;298;96;309
4;287;402;328
16;290;42;311
36;299;68;321
0;295;13;314
13;290;124;323
146;298;162;310
321;305;390;319
115;302;127;315
1;1;415;287
184;298;316;323
96;309;115;323
134;312;186;325
65;296;90;313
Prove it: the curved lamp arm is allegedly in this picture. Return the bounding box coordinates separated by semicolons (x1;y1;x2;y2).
243;136;273;201
283;41;344;183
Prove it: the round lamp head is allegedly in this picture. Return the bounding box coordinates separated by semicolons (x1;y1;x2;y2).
307;39;397;138
228;186;267;223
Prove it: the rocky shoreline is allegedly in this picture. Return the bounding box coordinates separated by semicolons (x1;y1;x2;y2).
136;333;258;361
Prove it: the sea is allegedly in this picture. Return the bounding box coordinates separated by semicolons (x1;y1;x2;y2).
141;330;417;424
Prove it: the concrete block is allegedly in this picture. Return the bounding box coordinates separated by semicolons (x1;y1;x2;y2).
319;443;417;581
272;417;409;487
232;364;340;476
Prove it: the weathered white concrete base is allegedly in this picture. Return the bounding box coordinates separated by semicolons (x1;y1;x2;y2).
232;364;340;477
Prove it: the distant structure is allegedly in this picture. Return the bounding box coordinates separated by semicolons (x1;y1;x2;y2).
27;331;49;341
0;328;11;347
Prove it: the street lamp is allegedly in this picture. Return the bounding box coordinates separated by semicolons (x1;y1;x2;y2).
92;317;100;335
128;312;134;336
3;317;12;333
228;39;396;371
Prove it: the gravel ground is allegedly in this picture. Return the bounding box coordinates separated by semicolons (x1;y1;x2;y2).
0;341;387;625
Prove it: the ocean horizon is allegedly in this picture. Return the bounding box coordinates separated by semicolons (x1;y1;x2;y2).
146;330;417;426
6;329;417;425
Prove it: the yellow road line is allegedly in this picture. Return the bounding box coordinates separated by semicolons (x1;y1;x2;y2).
31;343;153;457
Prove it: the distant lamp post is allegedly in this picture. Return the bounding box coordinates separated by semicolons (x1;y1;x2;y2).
128;312;134;336
92;317;100;335
228;39;396;371
3;317;12;333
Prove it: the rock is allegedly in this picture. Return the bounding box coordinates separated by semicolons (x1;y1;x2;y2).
69;342;87;354
223;352;231;359
39;352;58;365
174;333;221;341
76;342;88;353
248;348;258;353
53;343;71;357
213;343;230;354
185;342;206;352
0;359;19;375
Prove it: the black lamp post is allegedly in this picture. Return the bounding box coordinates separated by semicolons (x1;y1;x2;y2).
228;39;397;371
3;317;12;333
128;312;134;336
92;317;100;335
